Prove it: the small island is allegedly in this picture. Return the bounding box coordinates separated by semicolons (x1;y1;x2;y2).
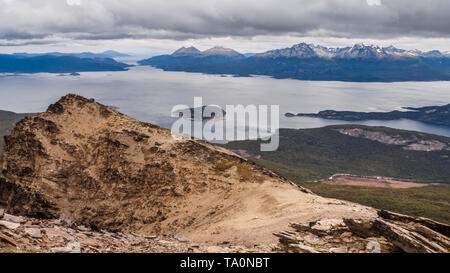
174;105;226;121
285;104;450;127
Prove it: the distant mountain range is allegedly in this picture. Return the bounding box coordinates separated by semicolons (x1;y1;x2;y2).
138;43;450;82
171;46;244;58
11;50;130;59
0;52;132;73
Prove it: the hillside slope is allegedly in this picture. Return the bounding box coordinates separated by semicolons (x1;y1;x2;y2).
224;126;450;223
0;95;448;252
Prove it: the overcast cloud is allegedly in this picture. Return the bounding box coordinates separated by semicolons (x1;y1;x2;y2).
0;0;449;53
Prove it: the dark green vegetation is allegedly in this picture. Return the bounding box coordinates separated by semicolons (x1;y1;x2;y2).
305;183;450;224
0;110;34;171
287;104;450;127
224;125;450;223
225;126;450;183
0;54;131;73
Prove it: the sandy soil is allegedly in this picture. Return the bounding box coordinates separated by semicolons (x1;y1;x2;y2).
172;179;376;247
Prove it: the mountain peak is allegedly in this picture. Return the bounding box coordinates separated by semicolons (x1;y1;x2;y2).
253;42;449;59
3;93;368;247
202;46;243;57
172;46;201;56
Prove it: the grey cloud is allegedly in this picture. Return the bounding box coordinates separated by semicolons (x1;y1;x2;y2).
0;40;58;47
0;0;449;42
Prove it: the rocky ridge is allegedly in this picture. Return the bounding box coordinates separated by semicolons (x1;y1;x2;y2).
276;210;450;253
0;94;449;253
254;43;450;59
0;209;269;253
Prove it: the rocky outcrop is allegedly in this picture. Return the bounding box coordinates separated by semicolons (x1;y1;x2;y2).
0;211;271;253
0;94;277;234
0;94;448;252
275;210;450;253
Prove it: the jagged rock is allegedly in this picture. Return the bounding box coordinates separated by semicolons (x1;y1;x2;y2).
330;247;348;253
0;209;4;218
378;210;450;237
310;219;346;235
43;228;74;241
276;210;450;253
51;241;80;253
0;220;20;230
0;232;17;246
3;214;25;223
24;228;42;238
0;211;269;253
287;243;319;253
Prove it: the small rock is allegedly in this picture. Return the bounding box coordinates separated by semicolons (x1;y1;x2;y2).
0;220;21;230
24;228;43;238
3;213;26;223
2;229;22;239
43;227;74;241
77;225;89;232
310;218;346;234
174;234;189;242
51;247;73;253
51;241;81;253
206;246;229;253
330;247;348;253
0;232;17;246
366;241;381;253
67;241;81;253
289;243;319;253
303;234;327;246
157;239;172;245
49;219;62;225
0;208;4;218
59;214;73;226
340;232;352;238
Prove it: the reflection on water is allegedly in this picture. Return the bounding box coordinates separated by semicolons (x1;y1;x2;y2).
0;66;449;137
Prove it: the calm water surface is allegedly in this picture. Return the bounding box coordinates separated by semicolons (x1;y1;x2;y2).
0;66;449;137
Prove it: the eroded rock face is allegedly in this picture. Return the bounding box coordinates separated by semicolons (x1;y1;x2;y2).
0;94;286;235
275;210;450;253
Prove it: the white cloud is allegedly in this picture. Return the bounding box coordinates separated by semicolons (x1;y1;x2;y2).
67;0;82;6
367;0;382;6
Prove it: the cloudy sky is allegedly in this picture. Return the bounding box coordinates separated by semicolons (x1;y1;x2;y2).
1;0;450;56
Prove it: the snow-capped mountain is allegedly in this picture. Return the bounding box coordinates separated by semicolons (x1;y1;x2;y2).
171;46;243;58
172;46;202;56
140;43;450;82
202;46;243;57
340;44;387;58
255;43;320;58
253;43;449;59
